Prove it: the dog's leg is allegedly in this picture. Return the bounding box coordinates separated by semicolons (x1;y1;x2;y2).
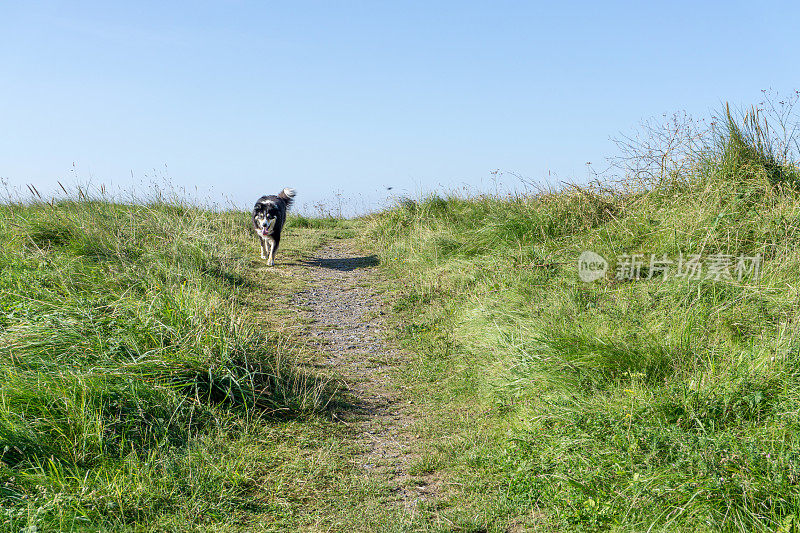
269;235;281;267
259;237;267;260
267;238;275;266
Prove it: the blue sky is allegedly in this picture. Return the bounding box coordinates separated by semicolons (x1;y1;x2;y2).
1;1;798;213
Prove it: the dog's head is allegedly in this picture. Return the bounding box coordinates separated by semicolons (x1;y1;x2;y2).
253;200;280;237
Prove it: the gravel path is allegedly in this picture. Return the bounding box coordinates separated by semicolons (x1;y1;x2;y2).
290;240;438;508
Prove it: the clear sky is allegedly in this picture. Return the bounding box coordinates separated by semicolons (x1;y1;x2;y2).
1;1;798;214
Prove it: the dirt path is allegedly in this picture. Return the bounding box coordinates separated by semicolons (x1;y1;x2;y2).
289;240;438;509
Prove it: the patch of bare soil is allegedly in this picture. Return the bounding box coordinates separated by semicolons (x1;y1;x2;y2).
289;240;439;509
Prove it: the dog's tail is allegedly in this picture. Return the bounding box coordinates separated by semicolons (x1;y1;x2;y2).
278;187;296;207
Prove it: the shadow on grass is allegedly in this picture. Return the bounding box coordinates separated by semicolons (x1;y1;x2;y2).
298;254;379;272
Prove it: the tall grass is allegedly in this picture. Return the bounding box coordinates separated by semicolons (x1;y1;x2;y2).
0;193;329;530
364;102;800;531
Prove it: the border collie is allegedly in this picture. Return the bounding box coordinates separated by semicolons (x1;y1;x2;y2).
252;188;296;266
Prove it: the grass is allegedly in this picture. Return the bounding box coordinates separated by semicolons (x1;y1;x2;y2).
0;196;370;531
7;98;800;532
361;103;800;531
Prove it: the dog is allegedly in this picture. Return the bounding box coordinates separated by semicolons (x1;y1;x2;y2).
252;188;296;266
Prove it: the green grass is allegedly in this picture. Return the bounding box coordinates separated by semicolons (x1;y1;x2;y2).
361;105;800;531
7;101;800;532
0;198;368;531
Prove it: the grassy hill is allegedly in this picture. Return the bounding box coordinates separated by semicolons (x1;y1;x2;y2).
0;198;356;531
361;106;800;530
4;103;800;531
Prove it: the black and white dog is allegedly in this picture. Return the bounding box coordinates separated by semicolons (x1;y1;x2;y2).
252;188;296;266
